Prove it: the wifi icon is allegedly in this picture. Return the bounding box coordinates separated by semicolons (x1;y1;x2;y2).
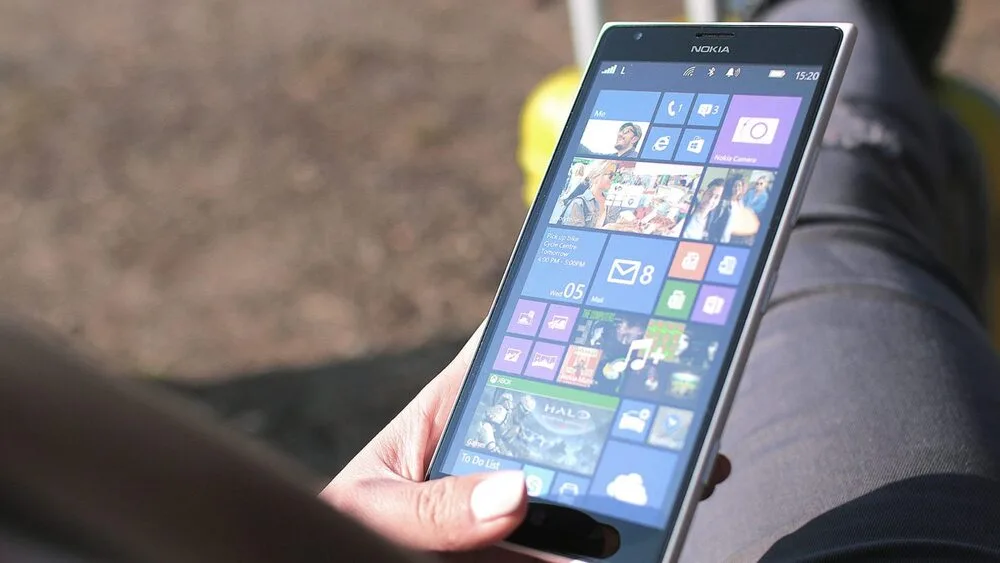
683;66;697;77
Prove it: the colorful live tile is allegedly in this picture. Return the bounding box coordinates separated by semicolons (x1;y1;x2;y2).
557;345;603;388
579;119;650;159
465;375;619;475
690;284;737;325
671;324;725;373
669;241;714;281
654;280;700;320
570;308;649;393
621;362;704;404
643;319;687;364
552;160;704;238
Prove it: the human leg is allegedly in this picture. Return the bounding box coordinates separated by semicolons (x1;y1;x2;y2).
681;1;1000;561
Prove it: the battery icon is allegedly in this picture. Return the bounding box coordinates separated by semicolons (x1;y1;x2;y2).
769;69;787;78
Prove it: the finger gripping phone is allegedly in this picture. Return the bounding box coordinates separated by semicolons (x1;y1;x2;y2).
428;22;855;563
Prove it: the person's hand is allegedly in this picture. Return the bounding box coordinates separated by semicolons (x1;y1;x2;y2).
321;324;731;561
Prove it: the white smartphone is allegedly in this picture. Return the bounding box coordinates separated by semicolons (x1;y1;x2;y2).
427;22;855;563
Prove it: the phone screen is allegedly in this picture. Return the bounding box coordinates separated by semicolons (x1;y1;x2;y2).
429;25;846;561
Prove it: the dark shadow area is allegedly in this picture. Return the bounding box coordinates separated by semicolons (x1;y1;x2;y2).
760;474;1000;562
157;338;465;479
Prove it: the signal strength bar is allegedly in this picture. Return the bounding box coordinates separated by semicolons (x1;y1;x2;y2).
601;64;618;75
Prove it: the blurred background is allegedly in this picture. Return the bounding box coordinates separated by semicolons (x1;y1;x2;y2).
2;0;999;477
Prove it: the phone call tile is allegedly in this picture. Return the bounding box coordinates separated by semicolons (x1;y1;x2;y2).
521;228;608;305
654;92;695;125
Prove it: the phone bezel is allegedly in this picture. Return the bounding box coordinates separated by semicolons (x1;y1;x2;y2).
426;21;856;563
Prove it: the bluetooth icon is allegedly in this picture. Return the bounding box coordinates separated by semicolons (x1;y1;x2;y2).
708;67;717;77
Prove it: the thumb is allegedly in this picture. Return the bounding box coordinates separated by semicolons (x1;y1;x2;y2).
344;471;528;552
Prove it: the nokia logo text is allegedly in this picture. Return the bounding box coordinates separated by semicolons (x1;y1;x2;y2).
691;45;730;53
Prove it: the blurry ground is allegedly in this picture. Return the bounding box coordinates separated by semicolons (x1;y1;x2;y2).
1;0;998;379
2;1;1000;476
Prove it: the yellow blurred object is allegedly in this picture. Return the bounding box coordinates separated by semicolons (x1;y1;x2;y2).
936;78;1000;347
517;66;582;207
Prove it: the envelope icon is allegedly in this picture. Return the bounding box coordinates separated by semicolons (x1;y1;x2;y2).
607;258;641;285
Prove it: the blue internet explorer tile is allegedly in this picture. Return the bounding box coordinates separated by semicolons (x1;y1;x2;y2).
638;126;682;161
686;93;730;127
675;128;717;164
590;89;661;122
654;92;695;125
451;450;523;476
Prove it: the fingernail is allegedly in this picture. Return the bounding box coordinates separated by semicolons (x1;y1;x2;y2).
470;471;525;522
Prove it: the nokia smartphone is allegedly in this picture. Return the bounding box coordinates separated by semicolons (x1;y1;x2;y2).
427;22;855;563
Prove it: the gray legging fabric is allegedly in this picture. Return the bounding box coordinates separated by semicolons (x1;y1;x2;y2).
682;1;1000;561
